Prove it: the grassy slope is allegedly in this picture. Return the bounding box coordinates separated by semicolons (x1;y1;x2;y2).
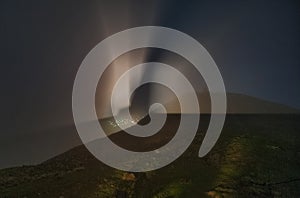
0;115;300;198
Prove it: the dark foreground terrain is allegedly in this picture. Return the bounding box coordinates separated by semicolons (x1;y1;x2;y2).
1;114;300;197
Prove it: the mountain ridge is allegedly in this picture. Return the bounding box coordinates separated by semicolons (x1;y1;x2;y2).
164;92;300;114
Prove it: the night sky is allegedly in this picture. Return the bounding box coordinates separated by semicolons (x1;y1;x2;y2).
1;0;300;135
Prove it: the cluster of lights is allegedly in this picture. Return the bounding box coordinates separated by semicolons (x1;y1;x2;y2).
108;118;138;128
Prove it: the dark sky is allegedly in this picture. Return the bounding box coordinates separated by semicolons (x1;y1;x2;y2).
1;0;300;134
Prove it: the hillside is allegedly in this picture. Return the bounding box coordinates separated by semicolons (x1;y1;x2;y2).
1;114;300;197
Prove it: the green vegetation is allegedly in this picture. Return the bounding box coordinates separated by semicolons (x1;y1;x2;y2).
0;115;300;197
